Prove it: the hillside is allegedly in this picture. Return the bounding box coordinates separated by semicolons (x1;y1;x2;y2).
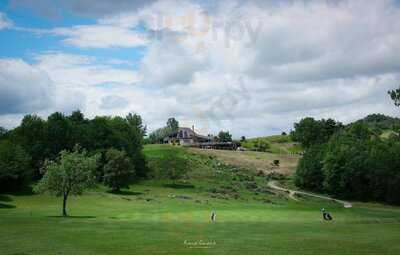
1;145;400;255
353;113;400;132
241;135;303;154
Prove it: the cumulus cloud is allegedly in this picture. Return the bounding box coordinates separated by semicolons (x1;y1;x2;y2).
0;59;53;115
2;0;400;137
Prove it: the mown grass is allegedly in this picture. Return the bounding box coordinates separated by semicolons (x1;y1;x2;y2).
1;145;400;255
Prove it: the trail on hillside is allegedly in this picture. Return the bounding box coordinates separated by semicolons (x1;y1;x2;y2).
267;181;353;208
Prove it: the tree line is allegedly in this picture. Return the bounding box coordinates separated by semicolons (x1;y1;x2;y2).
292;87;400;205
0;111;146;193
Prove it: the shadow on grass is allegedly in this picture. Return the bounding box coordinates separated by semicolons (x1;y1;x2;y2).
47;215;96;219
107;190;144;196
0;194;15;209
163;183;195;189
0;203;16;209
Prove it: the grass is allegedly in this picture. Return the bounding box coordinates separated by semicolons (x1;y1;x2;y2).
1;144;400;255
241;135;303;155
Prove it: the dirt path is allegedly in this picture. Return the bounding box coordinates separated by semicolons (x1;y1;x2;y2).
267;181;352;208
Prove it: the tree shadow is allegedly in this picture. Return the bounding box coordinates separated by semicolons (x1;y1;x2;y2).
163;183;195;189
2;186;34;196
46;215;96;219
0;203;16;209
107;190;143;196
0;194;15;209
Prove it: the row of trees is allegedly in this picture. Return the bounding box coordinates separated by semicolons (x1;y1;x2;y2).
0;111;146;193
293;87;400;205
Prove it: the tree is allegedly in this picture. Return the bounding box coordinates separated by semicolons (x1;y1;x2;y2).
218;131;232;142
0;140;32;192
34;147;99;216
103;149;135;192
294;144;326;191
240;136;246;142
254;139;270;152
11;114;47;178
291;117;342;148
388;86;400;106
45;112;74;159
0;127;6;140
166;118;179;134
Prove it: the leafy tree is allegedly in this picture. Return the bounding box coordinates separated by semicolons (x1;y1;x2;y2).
45;112;74;158
103;149;135;192
254;139;270;152
388;86;400;106
34;147;99;216
166;117;179;134
11;115;47;177
240;136;246;142
0;140;32;192
218;131;232;142
0;127;7;140
291;117;342;148
294;144;326;191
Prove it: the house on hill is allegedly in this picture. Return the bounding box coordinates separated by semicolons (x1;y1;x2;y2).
163;126;210;146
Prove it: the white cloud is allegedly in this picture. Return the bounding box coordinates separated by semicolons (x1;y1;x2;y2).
2;0;400;137
0;59;53;115
0;12;13;29
52;25;147;48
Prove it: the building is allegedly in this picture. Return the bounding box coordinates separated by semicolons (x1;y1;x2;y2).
164;126;210;146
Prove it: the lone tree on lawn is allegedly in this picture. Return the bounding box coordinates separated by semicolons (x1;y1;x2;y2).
103;148;135;192
34;146;99;216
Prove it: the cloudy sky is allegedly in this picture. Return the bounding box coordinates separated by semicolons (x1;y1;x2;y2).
0;0;400;137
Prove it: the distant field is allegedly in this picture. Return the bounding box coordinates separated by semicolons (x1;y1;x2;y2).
189;147;299;175
241;135;303;155
1;144;400;255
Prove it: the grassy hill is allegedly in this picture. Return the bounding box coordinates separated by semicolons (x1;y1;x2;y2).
1;144;400;255
241;135;303;154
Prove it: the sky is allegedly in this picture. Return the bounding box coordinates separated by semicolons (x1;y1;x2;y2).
0;0;400;138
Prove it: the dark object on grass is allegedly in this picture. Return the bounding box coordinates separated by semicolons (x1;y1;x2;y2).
321;208;333;221
211;211;216;221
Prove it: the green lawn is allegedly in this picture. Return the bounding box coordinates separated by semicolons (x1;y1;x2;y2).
1;145;400;255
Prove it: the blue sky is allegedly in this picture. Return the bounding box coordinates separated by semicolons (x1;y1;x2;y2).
1;0;400;137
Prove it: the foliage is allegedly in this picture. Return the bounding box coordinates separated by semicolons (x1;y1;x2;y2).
4;111;146;191
353;113;400;134
103;149;135;192
148;118;180;144
291;117;343;148
294;119;400;205
0;140;32;192
218;131;232;142
166;118;179;134
253;139;270;152
240;136;246;142
294;144;326;191
388;86;400;106
34;146;99;216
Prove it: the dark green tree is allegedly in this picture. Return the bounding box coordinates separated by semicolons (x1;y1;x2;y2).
0;140;32;192
166;117;179;134
218;130;232;142
388;86;400;106
103;149;135;192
